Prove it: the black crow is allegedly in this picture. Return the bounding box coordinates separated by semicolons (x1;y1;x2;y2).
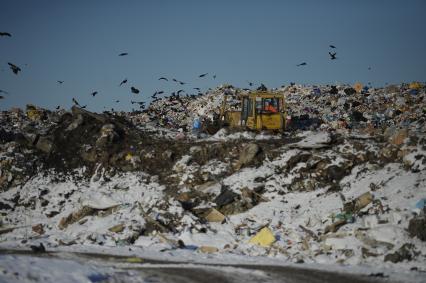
57;80;64;84
0;95;4;99
55;105;60;110
115;100;120;103
0;32;11;37
131;87;140;94
91;91;98;97
157;90;164;94
213;74;216;79
296;62;307;66
158;77;168;81
30;243;46;253
0;89;8;94
72;98;80;106
177;89;185;95
199;73;208;78
247;81;253;86
118;52;128;56
329;45;336;49
7;62;21;74
193;87;200;91
119;79;127;86
329;52;337;60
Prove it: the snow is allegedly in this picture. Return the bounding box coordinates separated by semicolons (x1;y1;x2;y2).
1;130;426;282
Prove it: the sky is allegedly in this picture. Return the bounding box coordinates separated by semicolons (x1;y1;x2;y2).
0;0;425;112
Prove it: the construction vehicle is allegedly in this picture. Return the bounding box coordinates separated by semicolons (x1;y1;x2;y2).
220;91;287;131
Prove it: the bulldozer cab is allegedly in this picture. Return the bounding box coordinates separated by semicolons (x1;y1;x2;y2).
221;91;286;131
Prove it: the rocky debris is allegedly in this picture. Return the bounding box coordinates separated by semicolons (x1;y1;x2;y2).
108;223;125;233
30;243;46;253
32;224;45;235
408;213;426;241
235;143;260;170
343;192;373;214
204;208;226;223
384;244;418;263
58;204;119;230
198;246;219;253
0;82;426;271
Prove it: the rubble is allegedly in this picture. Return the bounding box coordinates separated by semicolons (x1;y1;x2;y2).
408;213;426;241
0;82;425;273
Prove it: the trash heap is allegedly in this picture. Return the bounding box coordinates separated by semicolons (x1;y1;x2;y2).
126;82;426;136
1;82;426;272
283;82;425;132
128;85;233;132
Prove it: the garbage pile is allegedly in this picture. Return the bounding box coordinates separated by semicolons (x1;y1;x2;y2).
128;85;232;133
283;82;425;133
1;82;426;272
126;82;426;136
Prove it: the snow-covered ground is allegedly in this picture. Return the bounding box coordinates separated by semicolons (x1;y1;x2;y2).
1;130;426;282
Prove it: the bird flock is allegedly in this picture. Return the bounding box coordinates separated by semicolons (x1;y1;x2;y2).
1;31;369;109
0;31;217;110
296;44;338;67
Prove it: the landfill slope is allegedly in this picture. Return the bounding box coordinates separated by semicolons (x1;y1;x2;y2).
0;83;426;281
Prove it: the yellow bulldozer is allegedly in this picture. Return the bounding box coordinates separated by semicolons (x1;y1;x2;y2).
220;91;287;131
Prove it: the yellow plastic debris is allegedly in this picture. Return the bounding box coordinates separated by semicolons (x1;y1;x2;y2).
125;153;133;161
125;257;144;263
248;227;276;247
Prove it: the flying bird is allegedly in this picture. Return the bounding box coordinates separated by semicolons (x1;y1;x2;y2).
296;62;307;66
177;89;185;95
57;80;64;84
157;90;164;94
0;32;12;37
119;79;127;86
0;89;8;94
91;91;98;97
172;78;185;85
213;74;216;79
115;100;120;103
199;73;208;78
7;62;21;74
72;98;81;106
118;52;128;56
247;81;253;86
329;52;337;60
193;87;200;91
158;77;168;81
56;105;60;110
329;45;336;49
131;87;140;94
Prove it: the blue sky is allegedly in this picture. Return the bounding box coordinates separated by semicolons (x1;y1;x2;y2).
1;0;425;112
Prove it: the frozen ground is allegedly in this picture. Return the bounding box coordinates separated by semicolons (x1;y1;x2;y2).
0;248;424;283
1;130;426;282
